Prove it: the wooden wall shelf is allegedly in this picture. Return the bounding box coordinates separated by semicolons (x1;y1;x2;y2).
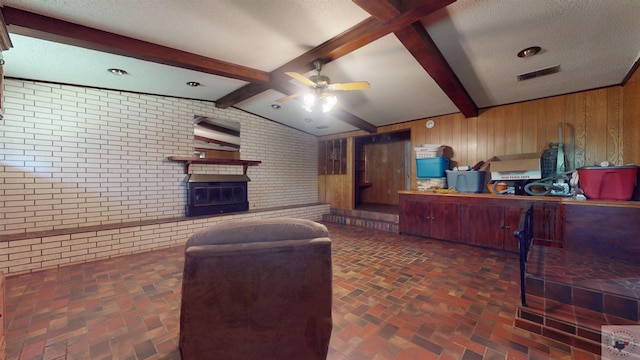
168;156;261;174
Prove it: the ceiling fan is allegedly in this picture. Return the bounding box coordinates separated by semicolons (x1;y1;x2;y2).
276;60;370;113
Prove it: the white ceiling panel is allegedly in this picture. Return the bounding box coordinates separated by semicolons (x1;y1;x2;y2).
1;0;639;136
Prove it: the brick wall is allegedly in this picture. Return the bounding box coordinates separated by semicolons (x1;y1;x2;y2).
0;79;327;274
0;204;330;274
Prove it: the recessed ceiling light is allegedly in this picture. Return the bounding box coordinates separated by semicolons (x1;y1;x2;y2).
304;118;313;123
517;46;542;58
186;81;200;87
107;68;127;76
271;104;281;110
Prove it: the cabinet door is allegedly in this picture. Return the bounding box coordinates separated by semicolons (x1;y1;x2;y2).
399;199;431;237
503;207;523;252
461;204;504;249
430;202;461;242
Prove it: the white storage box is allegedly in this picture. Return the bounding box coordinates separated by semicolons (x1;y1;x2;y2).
417;177;447;191
414;144;445;158
489;153;542;181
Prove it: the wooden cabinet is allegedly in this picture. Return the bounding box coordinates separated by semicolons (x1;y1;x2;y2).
460;204;504;249
430;202;461;242
460;203;523;251
563;202;640;262
399;196;460;242
399;192;562;252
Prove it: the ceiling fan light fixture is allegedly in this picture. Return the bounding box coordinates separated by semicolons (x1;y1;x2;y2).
322;94;337;113
303;93;316;112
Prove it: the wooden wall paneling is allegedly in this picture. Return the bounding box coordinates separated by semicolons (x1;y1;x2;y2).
542;96;566;153
317;138;354;209
585;89;607;165
476;111;488;164
573;91;587;169
453;113;468;167
562;93;577;170
318;174;327;203
622;67;640;166
319;82;635;207
606;86;622;165
440;114;454;157
492;105;507;156
622;67;640;199
466;115;479;166
522;99;539;155
531;98;546;155
504;102;523;155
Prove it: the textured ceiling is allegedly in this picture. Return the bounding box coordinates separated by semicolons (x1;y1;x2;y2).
2;0;639;136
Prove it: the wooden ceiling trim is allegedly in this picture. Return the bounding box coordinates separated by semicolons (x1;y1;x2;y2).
394;22;478;117
1;7;269;84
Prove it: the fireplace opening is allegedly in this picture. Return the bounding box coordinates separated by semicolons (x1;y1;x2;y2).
186;174;249;217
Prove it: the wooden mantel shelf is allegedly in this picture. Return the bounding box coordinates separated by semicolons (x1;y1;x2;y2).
168;156;261;174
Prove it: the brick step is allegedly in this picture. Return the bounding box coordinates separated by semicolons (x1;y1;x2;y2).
516;294;639;355
322;208;398;233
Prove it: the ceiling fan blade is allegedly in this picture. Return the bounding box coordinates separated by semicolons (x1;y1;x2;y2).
284;72;317;87
275;92;303;103
329;81;371;91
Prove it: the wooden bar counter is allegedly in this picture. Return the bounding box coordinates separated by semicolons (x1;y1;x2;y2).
398;191;640;256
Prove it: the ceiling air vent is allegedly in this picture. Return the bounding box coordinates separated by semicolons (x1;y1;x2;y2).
316;125;329;129
517;65;560;81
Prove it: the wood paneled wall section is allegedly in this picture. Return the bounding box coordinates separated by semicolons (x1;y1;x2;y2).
360;140;408;205
318;137;354;209
319;80;638;209
411;87;624;173
623;66;640;167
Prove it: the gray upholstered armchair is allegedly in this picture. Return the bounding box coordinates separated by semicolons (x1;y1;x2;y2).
179;217;333;360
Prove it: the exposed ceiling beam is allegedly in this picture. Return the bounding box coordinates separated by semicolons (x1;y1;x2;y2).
216;0;454;109
0;8;13;51
0;7;269;84
355;0;478;118
331;108;379;134
216;0;454;133
394;23;478;117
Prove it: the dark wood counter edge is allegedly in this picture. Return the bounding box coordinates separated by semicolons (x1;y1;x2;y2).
398;191;640;208
0;203;327;243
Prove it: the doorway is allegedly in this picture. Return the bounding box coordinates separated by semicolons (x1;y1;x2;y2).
354;130;411;211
